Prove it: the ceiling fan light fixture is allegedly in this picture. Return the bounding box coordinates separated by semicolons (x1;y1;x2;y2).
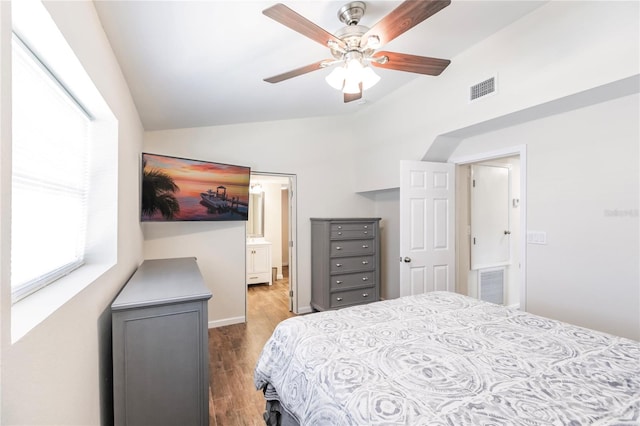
365;35;380;49
360;66;381;90
325;57;380;94
344;56;364;81
325;66;346;90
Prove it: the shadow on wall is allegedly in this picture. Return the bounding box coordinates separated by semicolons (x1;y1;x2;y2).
142;220;240;240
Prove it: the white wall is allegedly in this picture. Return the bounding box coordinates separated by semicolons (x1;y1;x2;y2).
361;189;400;300
0;1;144;425
451;93;640;340
143;221;246;327
351;1;639;192
143;116;375;323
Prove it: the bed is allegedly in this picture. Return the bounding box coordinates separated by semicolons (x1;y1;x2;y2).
254;291;640;425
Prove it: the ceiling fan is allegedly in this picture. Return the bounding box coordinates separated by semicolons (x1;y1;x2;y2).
262;0;452;103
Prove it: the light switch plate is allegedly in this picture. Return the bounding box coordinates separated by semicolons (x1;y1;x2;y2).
527;231;547;245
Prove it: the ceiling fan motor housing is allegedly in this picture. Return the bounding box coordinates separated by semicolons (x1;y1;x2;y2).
338;1;366;26
331;25;370;59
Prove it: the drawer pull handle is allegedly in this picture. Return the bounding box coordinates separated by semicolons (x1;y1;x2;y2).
338;232;342;235
362;293;369;297
336;246;342;250
362;245;369;249
364;226;368;229
362;261;369;265
336;297;343;301
362;277;369;281
336;263;342;267
336;280;343;284
363;231;368;234
337;226;342;229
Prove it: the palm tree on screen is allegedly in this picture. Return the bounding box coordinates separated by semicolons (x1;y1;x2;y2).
142;160;180;219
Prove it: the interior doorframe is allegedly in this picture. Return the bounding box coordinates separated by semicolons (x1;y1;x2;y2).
450;145;527;311
247;171;298;315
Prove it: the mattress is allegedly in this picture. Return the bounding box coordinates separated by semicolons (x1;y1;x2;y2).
254;291;640;425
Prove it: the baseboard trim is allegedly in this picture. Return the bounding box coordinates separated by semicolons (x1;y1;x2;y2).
297;305;313;315
208;316;245;329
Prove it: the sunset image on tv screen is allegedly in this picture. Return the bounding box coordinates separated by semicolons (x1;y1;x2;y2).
141;153;251;222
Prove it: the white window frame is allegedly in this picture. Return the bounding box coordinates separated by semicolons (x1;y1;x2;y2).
10;33;92;303
8;0;119;343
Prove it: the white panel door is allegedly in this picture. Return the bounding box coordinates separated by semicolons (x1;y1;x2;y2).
470;165;510;270
400;161;455;297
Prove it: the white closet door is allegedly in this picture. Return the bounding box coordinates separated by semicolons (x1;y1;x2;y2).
400;161;455;297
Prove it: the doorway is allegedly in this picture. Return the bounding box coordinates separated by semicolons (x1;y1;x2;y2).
452;146;527;310
245;172;297;322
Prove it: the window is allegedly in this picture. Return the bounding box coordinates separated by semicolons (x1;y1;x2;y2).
10;35;92;302
9;0;118;343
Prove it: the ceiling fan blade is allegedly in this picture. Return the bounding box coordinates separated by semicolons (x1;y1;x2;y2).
363;0;451;48
264;60;330;83
344;84;363;103
371;51;450;76
263;4;346;50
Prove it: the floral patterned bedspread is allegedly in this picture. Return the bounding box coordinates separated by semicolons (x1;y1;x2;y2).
254;291;640;425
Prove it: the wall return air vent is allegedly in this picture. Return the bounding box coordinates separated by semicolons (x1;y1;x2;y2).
470;76;496;101
478;267;504;305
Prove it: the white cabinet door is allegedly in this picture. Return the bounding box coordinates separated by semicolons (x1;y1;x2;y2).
251;245;270;274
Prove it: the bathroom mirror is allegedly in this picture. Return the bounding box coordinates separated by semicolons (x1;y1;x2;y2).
247;189;264;238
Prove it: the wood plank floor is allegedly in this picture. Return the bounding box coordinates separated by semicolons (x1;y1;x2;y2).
208;267;295;426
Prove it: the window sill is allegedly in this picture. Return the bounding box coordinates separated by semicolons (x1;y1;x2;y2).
11;261;113;343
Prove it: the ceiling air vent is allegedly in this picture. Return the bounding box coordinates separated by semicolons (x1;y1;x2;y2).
470;76;496;102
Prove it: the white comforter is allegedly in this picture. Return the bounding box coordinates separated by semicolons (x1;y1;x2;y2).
254;291;640;425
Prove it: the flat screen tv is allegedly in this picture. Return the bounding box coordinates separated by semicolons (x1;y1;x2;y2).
141;152;251;222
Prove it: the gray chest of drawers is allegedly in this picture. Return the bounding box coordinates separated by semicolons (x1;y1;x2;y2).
311;218;381;311
111;257;212;426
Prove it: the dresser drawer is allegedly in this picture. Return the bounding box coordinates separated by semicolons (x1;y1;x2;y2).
330;256;374;274
330;239;374;256
330;287;376;308
247;272;270;285
330;271;375;291
330;223;376;240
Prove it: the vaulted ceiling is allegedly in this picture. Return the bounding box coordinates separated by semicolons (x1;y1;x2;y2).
94;1;546;131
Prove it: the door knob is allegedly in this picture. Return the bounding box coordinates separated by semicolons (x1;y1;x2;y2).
403;257;411;263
